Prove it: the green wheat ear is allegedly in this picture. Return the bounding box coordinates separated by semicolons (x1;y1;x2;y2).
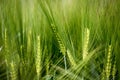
105;45;112;80
10;61;17;80
67;49;76;67
51;23;66;55
112;61;116;80
51;23;76;67
35;35;42;79
51;24;67;70
101;45;115;80
101;69;105;80
83;28;90;60
82;28;90;80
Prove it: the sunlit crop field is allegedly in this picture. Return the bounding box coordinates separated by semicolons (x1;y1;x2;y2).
0;0;120;80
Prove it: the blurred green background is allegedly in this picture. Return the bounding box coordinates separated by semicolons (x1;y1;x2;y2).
0;0;120;80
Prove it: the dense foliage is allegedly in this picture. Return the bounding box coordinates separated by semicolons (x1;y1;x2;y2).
0;0;120;80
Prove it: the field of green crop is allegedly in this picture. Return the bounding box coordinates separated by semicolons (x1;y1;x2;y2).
0;0;120;80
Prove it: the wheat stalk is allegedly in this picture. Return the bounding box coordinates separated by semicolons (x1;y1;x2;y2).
4;28;8;53
27;30;32;54
4;28;10;80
